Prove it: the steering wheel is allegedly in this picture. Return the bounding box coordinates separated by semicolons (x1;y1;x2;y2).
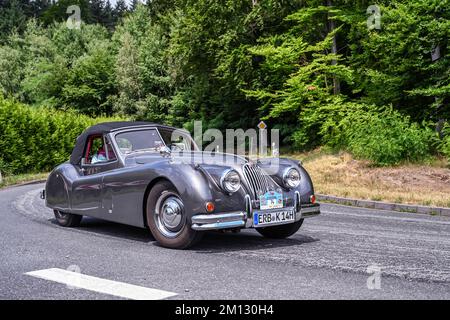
168;144;183;152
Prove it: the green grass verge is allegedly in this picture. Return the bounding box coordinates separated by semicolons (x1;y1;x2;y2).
0;172;48;189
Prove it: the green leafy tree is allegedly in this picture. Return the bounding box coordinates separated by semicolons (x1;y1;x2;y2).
112;4;172;122
113;31;143;116
0;0;448;165
102;0;115;29
89;0;105;24
0;46;24;98
343;1;449;121
163;0;307;131
41;0;91;25
130;0;139;11
4;20;113;110
28;0;51;18
245;25;353;148
61;40;116;115
114;0;128;23
22;55;68;107
0;0;27;43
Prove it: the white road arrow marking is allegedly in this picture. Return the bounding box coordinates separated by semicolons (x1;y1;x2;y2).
25;268;177;300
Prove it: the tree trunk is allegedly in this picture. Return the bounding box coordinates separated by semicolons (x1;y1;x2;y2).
431;45;445;138
327;0;340;95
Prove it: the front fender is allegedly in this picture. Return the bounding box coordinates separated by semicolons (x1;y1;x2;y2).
156;163;214;218
257;157;315;204
155;163;248;221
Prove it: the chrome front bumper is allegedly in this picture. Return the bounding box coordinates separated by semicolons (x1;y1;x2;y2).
191;203;320;231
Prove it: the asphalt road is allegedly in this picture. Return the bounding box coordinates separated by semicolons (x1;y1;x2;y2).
1;183;449;299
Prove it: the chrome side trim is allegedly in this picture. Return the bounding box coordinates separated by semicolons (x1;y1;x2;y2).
191;220;246;231
191;211;246;230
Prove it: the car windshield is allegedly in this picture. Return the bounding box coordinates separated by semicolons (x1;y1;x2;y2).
158;129;198;151
115;129;163;154
115;128;198;154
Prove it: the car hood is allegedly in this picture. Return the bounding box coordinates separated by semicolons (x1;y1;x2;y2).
127;151;294;198
130;151;249;168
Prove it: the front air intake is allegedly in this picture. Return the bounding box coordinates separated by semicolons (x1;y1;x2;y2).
242;163;271;197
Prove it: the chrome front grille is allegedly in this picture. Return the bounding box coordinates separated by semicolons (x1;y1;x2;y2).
242;163;271;197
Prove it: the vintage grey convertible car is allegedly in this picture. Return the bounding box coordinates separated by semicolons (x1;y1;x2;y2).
45;121;320;249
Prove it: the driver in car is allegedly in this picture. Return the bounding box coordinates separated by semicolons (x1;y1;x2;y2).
91;146;107;164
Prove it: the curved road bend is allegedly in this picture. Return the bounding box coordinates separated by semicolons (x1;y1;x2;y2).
1;183;449;299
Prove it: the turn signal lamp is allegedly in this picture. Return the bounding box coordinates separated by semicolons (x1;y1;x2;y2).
206;202;215;213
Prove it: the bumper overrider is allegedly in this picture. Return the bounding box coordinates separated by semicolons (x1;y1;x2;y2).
191;193;320;231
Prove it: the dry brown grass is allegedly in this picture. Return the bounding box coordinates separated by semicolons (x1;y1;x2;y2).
287;149;450;208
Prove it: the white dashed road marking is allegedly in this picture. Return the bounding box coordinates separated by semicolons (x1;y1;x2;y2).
25;268;178;300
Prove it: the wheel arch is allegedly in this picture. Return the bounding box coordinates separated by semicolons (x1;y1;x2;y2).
142;177;178;227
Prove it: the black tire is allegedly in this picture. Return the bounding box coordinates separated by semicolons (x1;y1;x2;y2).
256;219;304;239
146;181;203;249
53;210;82;227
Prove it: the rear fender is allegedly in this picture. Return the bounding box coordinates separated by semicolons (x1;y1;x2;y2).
45;163;79;211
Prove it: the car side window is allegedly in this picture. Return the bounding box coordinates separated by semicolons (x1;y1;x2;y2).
85;135;107;164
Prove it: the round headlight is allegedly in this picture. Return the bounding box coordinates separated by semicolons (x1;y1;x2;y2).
283;167;301;188
220;170;241;193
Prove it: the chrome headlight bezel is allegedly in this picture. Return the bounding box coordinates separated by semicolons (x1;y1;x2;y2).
220;169;241;193
282;167;301;189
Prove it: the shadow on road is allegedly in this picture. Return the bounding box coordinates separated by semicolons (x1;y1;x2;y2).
49;217;154;243
49;216;319;252
194;230;318;253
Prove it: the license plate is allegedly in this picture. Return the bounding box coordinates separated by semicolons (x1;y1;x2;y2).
253;209;295;227
259;191;283;210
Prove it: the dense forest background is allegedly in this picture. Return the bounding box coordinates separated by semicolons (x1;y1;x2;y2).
0;0;449;174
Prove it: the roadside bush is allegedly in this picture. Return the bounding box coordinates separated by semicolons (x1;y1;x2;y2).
343;108;433;166
0;96;122;174
319;102;435;166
